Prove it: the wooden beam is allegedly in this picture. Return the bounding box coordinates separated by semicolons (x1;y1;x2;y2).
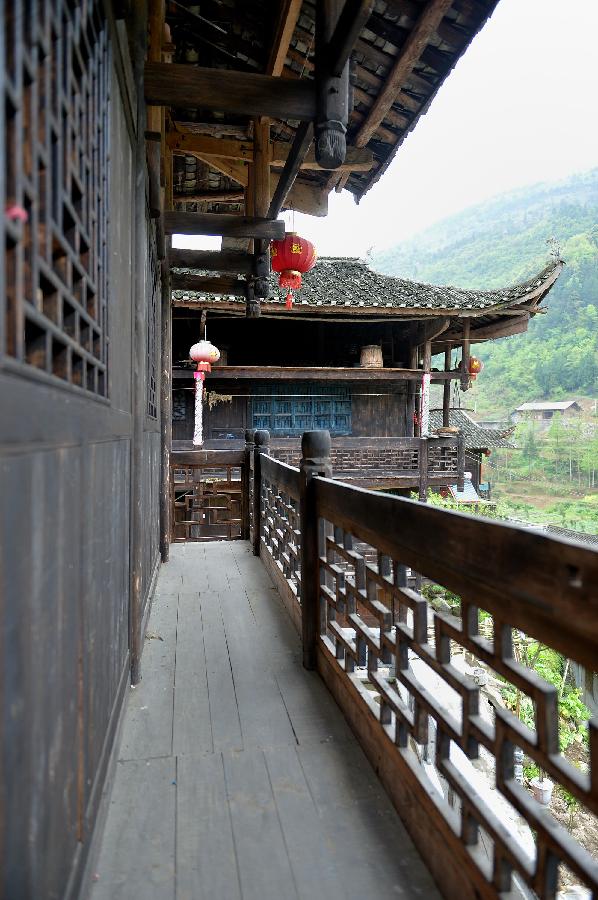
167;131;374;170
173;189;245;203
170;273;247;295
168;133;254;161
164;212;284;239
171;365;446;381
267;0;303;76
178;149;327;216
268;121;314;218
168;249;254;273
144;63;316;120
328;0;375;77
354;0;453;148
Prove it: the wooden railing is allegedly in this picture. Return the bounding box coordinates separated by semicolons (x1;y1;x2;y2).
180;433;465;495
252;429;598;900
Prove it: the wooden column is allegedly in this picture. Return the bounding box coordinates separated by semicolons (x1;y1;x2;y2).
159;258;171;562
160;52;173;562
418;438;429;503
300;430;332;670
406;346;418;437
250;119;271;315
457;430;465;492
242;429;256;540
315;1;349;169
130;0;149;686
443;344;452;427
461;319;471;391
252;429;270;555
421;339;431;437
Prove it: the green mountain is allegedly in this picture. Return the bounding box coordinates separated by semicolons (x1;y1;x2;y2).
373;169;598;418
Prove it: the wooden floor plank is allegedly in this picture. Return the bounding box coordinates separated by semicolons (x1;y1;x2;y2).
119;591;178;761
222;749;298;900
264;746;345;900
90;758;176;900
176;753;241;900
199;579;244;753
172;591;213;756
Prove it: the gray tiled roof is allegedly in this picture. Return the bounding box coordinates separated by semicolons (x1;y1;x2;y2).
172;256;563;313
429;409;516;450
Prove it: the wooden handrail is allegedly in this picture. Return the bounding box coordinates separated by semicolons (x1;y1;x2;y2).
171;449;246;466
261;454;301;501
313;476;598;673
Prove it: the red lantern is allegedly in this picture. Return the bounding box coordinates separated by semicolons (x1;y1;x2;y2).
468;356;484;377
483;449;492;457
270;232;317;308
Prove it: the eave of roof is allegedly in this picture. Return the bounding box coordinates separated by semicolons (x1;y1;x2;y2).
171;256;564;320
429;409;516;449
166;1;501;210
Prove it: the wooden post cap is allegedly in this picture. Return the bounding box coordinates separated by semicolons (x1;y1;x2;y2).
254;429;270;447
301;429;331;463
245;428;257;444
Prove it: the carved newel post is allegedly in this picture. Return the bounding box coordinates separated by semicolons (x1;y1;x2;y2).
252;429;270;556
299;430;332;670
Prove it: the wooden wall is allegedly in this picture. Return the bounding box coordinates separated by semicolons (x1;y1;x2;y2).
0;7;162;898
173;379;409;441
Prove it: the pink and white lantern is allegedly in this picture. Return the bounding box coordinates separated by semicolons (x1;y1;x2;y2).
189;340;220;446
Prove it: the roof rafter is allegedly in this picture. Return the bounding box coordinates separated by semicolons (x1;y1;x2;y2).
355;0;454;148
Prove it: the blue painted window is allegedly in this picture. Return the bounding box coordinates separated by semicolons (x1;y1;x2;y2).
251;384;351;435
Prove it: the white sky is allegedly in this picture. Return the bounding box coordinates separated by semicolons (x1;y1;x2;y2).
175;0;598;258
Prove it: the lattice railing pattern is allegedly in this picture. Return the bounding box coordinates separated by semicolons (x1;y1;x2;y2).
428;443;458;474
317;523;598;897
171;463;242;541
261;473;301;598
2;1;110;396
270;440;459;481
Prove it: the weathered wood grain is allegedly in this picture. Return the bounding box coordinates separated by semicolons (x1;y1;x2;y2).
164;212;284;240
144;63;316;120
176;753;241;900
89;758;176;900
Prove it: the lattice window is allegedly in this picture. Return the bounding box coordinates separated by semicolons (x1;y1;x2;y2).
2;1;110;397
251;383;351;435
146;230;160;419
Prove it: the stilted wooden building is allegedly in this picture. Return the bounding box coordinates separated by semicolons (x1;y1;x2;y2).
2;3;597;900
170;255;560;498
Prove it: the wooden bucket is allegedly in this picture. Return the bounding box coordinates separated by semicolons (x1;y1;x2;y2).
359;344;383;368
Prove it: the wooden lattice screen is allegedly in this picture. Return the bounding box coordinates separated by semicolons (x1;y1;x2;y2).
2;1;110;396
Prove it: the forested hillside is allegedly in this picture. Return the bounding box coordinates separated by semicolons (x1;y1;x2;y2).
373;169;598;418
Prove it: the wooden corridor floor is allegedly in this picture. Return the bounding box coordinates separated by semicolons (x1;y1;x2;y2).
91;541;439;900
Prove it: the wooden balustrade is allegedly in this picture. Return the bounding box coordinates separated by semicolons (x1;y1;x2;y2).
252;429;598;900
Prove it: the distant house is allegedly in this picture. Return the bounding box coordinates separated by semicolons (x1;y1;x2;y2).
511;400;582;425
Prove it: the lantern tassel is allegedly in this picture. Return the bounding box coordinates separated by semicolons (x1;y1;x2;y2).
193;374;204;446
285;292;293;310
